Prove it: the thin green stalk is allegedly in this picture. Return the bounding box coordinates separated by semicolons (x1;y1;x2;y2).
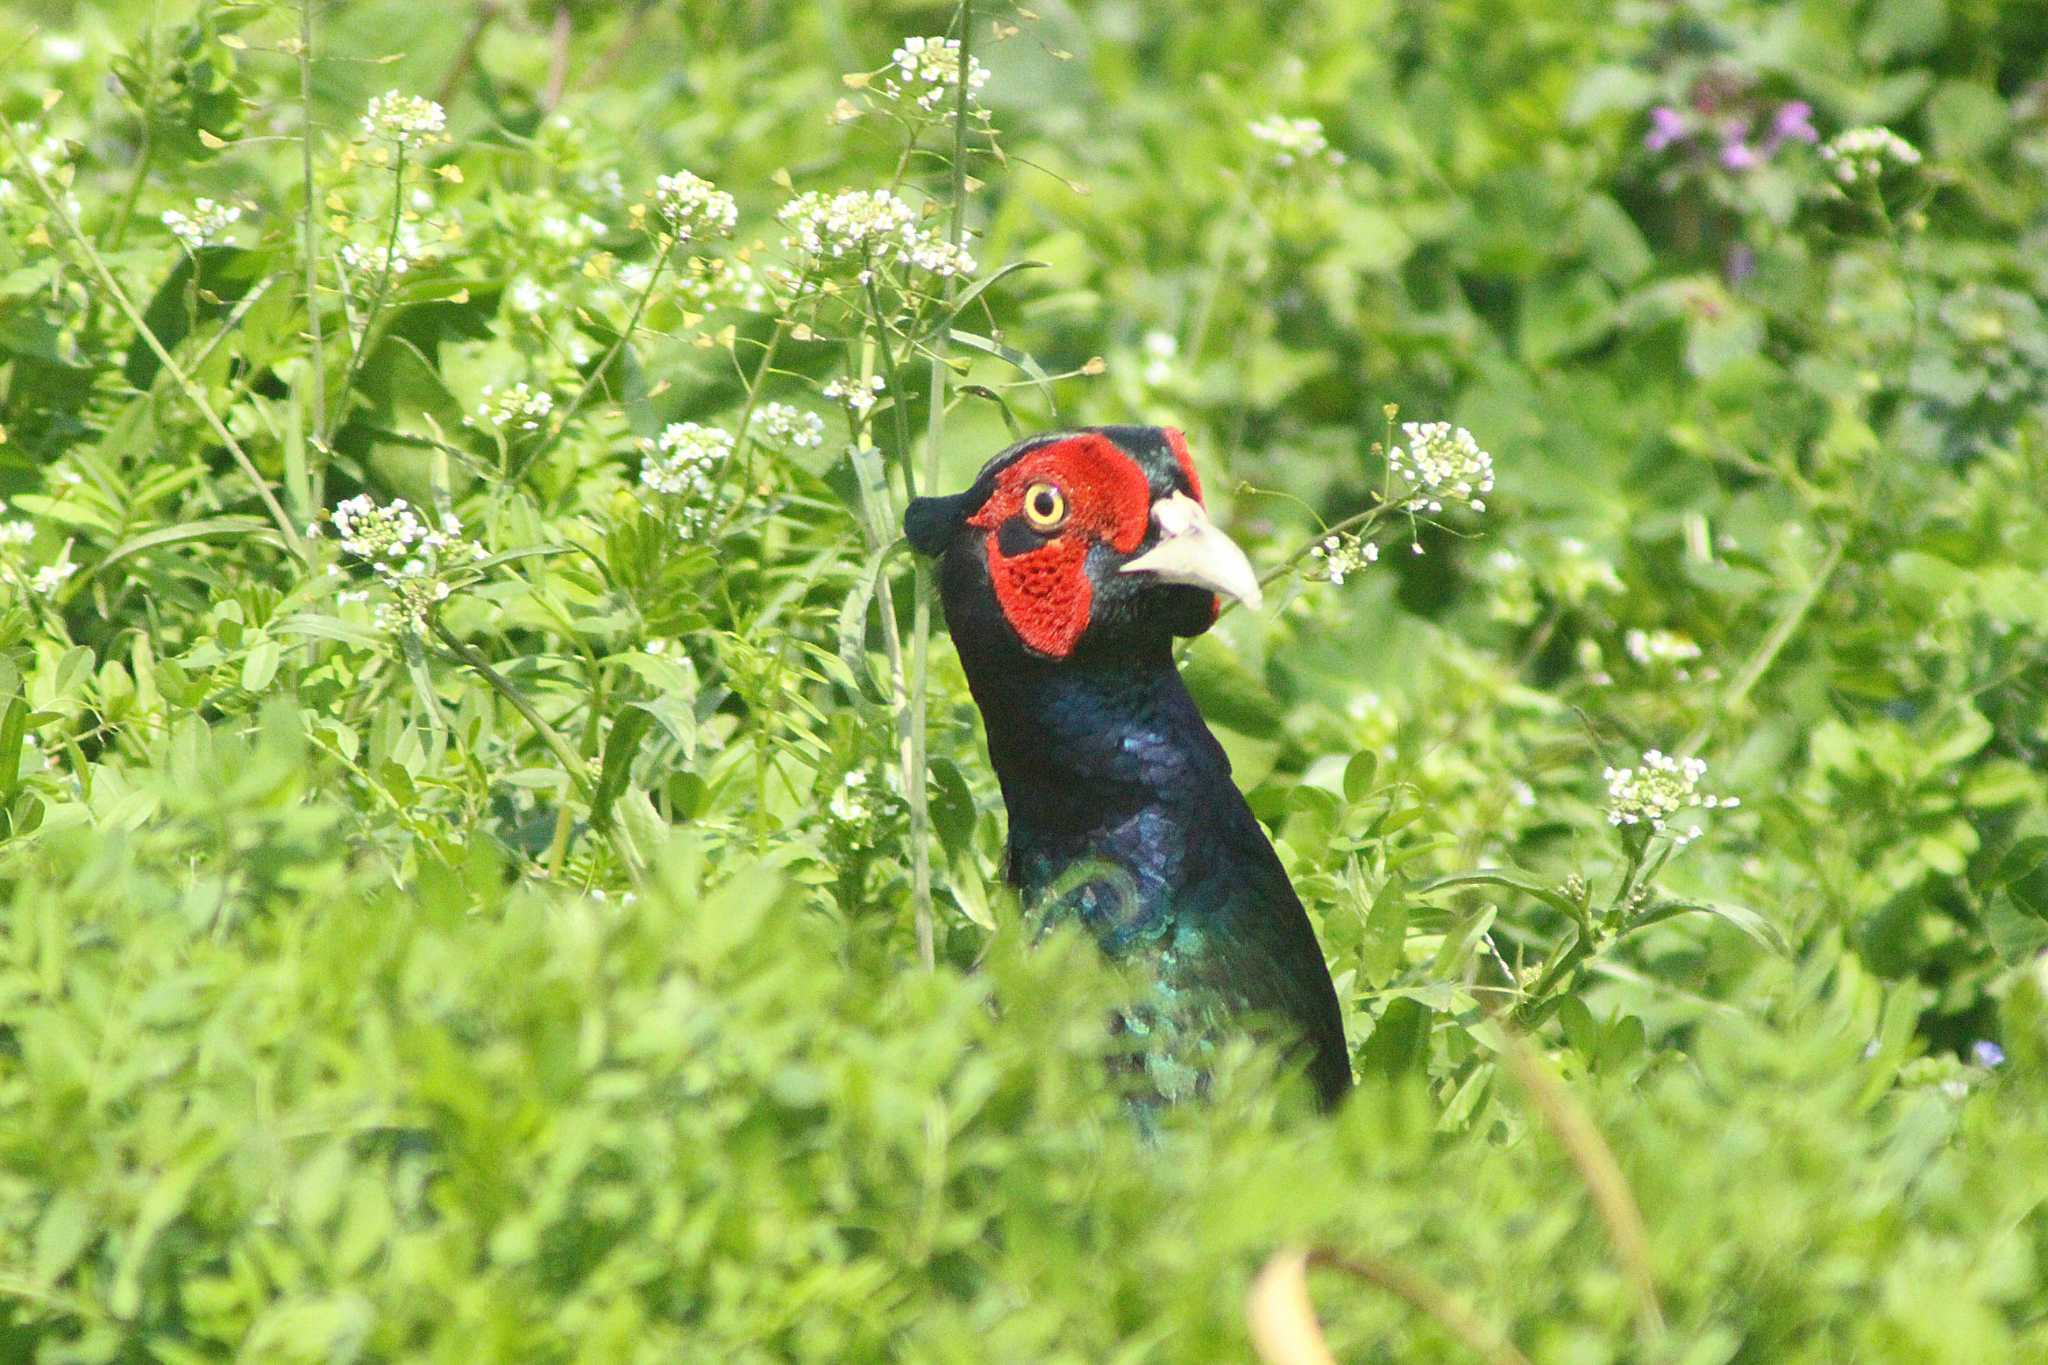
429;617;592;800
0;111;305;561
101;10;158;250
1679;533;1846;758
514;234;678;484
299;0;330;458
331;144;408;430
902;0;975;969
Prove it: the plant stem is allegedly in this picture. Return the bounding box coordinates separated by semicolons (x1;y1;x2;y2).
429;617;592;800
514;234;677;485
1679;532;1846;758
1499;1030;1666;1343
331;144;408;431
899;0;976;971
0;112;305;561
299;0;329;459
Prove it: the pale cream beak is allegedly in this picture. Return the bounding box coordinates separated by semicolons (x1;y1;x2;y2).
1118;491;1264;611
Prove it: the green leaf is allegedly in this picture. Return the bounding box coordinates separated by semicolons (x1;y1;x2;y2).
592;704;658;833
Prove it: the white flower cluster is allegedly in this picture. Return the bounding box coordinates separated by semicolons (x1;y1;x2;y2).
640;423;735;537
339;222;432;278
312;494;486;632
778;189;976;280
161;197;242;249
507;275;560;314
1821;127;1921;186
669;253;775;314
1248;115;1345;170
1625;628;1703;667
1390;421;1494;513
883;35;991;114
1307;531;1379;585
471;382;555;433
360;91;448;150
758;402;826;449
0;500;31;547
1604;749;1738;843
828;769;873;823
652;171;738;242
30;560;77;595
822;374;886;417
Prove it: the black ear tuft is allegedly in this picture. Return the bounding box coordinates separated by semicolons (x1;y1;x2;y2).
904;493;969;556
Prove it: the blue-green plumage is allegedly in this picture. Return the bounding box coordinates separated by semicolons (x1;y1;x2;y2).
907;427;1350;1108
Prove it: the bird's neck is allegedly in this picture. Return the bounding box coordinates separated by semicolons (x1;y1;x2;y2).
956;635;1238;926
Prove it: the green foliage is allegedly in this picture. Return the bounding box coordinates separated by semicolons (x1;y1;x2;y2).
1;0;2046;1358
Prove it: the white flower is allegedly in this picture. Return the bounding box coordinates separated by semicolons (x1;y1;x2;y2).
1389;421;1494;513
822;374;887;418
0;501;32;547
652;171;738;242
161;197;243;250
360;91;448;150
339;222;430;277
883;35;991;114
639;422;735;534
1603;749;1738;835
777;188;976;280
42;36;86;64
758;402;826;449
1249;115;1345;170
507;276;558;314
1820;127;1921;186
1625;628;1703;667
320;495;484;633
0;178;14;206
1306;532;1379;585
30;559;77;594
471;382;555;432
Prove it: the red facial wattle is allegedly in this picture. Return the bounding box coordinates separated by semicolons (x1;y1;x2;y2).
968;434;1152;659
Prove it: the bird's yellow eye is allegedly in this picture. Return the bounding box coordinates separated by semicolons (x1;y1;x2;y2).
1023;482;1067;531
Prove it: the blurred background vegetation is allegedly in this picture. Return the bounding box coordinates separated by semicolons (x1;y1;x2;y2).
1;0;2047;1359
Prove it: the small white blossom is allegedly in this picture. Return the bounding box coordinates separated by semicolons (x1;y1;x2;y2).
0;501;31;548
339;222;430;278
1306;532;1379;585
652;171;738;242
471;382;555;432
777;188;976;280
160;197;243;250
758;402;826;449
829;769;872;822
1249;115;1345;170
823;374;886;417
1141;329;1179;386
1603;749;1738;837
360;91;448;150
30;559;78;595
884;35;991;114
1390;421;1494;513
640;423;734;536
1626;628;1703;667
507;275;558;314
42;36;86;64
319;494;485;633
1821;127;1921;186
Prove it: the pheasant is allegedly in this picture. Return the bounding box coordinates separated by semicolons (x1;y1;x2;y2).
905;426;1350;1108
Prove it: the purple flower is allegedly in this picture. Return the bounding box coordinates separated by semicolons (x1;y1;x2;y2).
1972;1040;2006;1068
1766;100;1818;151
1725;243;1756;285
1644;106;1685;152
1720;136;1760;171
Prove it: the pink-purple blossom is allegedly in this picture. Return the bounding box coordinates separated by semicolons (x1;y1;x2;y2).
1644;106;1685;152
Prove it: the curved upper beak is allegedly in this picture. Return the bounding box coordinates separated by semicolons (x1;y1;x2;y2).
1118;492;1264;612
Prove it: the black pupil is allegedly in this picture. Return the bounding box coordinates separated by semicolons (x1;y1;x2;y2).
1033;490;1057;519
